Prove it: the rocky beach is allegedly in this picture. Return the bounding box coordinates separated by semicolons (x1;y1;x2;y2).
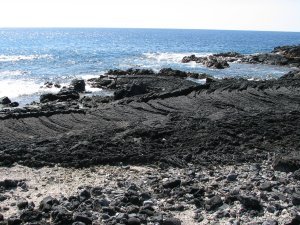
0;45;300;225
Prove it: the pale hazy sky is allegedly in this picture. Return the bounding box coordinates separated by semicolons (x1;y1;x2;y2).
0;0;299;31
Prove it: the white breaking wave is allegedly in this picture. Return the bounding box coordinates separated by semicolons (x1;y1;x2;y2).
0;54;52;62
0;79;62;99
143;52;211;63
0;79;42;98
0;70;29;77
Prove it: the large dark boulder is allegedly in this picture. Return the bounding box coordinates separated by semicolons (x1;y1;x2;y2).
51;206;73;225
40;90;80;103
20;210;43;222
0;96;11;105
205;195;223;211
238;195;261;210
39;196;59;212
71;79;85;92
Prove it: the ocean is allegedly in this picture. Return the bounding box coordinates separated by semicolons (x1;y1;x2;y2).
0;28;300;105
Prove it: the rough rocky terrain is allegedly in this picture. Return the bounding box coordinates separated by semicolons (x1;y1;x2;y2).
0;68;299;168
1;158;300;225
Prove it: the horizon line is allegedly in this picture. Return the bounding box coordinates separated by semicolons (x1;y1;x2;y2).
0;27;300;33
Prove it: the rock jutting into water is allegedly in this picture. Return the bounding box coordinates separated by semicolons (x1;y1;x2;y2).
182;45;300;68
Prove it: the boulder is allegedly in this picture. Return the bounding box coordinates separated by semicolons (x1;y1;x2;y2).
9;102;19;107
127;217;141;225
40;90;80;103
162;179;181;189
71;79;85;92
17;199;29;210
7;217;22;225
0;96;11;105
205;195;223;211
20;210;43;222
51;206;73;225
293;169;300;180
39;196;59;212
163;218;181;225
238;195;261;210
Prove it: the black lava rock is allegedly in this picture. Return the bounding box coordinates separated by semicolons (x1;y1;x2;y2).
7;217;22;225
0;179;18;189
259;182;273;192
205;195;223;211
163;218;181;225
73;213;92;225
39;196;59;212
292;192;300;206
127;217;141;225
40;90;80;103
0;96;11;105
17;199;29;210
286;214;300;225
293;169;300;180
238;195;261;210
9;102;19;107
51;206;73;225
71;79;85;93
162;179;181;189
20;210;43;222
227;173;238;181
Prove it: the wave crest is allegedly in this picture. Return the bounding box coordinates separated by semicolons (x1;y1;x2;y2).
0;54;52;62
143;52;211;63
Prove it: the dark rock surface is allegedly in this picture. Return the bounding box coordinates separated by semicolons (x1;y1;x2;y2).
0;70;299;168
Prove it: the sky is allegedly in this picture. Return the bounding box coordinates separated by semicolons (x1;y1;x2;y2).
0;0;299;32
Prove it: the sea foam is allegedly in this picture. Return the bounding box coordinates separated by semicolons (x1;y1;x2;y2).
0;54;52;62
143;52;211;63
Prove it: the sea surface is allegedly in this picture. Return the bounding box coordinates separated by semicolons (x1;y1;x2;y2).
0;28;300;105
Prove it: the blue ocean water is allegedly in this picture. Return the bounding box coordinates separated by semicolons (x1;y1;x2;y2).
0;28;300;104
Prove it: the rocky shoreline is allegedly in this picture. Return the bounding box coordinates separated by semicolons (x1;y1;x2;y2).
0;45;300;224
182;45;300;69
